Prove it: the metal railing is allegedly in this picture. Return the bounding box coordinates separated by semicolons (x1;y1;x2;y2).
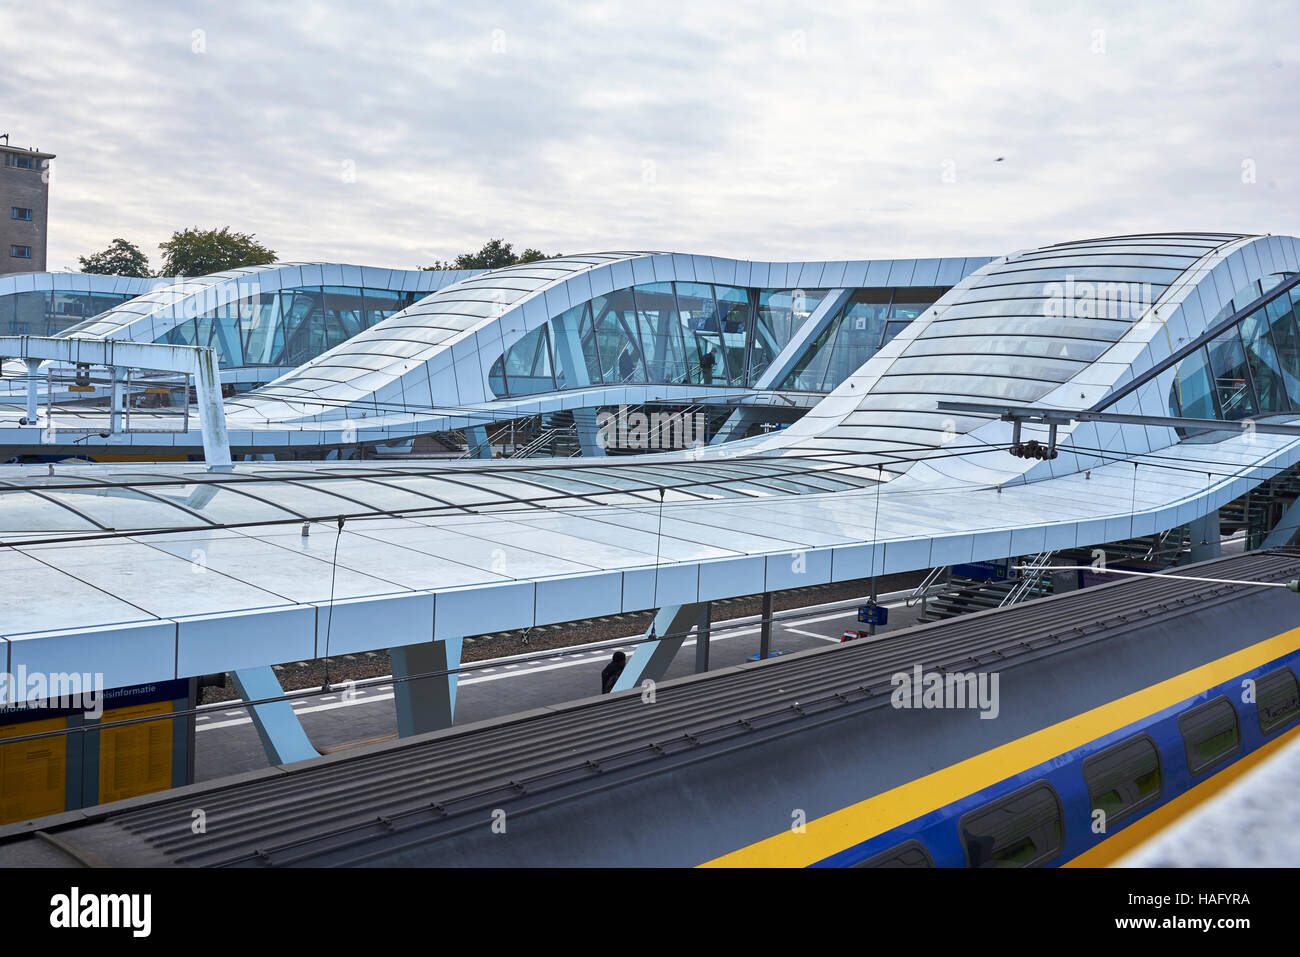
999;551;1056;607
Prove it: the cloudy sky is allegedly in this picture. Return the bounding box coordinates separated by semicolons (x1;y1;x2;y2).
2;0;1297;272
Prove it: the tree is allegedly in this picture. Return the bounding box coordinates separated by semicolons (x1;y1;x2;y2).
78;238;151;278
157;227;277;277
421;239;562;271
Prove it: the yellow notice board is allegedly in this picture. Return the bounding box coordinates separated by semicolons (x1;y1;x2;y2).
0;717;68;825
98;700;174;805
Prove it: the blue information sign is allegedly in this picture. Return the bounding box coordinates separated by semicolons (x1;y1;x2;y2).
857;604;888;626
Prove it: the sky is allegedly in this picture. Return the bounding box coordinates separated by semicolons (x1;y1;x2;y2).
2;0;1297;272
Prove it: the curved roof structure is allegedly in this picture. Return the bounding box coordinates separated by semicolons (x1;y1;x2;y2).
0;271;167;338
0;253;992;452
0;232;1298;697
60;262;481;345
224;252;991;431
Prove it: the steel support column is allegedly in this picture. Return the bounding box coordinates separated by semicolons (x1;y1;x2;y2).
23;358;40;423
390;638;463;737
1188;509;1222;562
1263;496;1300;548
612;604;700;692
572;407;606;457
230;666;318;765
694;602;711;673
759;591;773;659
466;425;493;459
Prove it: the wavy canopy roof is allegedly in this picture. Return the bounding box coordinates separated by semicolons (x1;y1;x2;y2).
0;233;1298;698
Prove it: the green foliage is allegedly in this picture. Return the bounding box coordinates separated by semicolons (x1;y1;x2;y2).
77;238;151;278
420;239;561;271
157;226;277;277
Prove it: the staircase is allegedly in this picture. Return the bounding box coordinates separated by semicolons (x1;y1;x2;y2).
918;556;1054;622
510;411;581;458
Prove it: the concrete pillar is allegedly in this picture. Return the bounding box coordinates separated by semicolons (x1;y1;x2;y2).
23;358;40;423
109;366;124;433
1188;509;1222;562
230;666;319;765
1263;496;1300;549
390;638;463;737
613;604;700;692
573;407;606;457
759;591;774;659
694;602;711;673
466;425;493;459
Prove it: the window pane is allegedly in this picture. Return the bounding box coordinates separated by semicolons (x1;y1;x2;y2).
322;286;365;347
1266;294;1300;408
241;292;282;365
1170;347;1217;419
504;324;554;394
1238;308;1290;414
550;303;601;388
1083;735;1162;827
272;288;325;366
715;286;752;386
1178;697;1240;775
960;782;1063;868
1205;328;1258;419
632;283;688;383
888;286;947;318
822;290;891;388
749;289;824;383
781;311;839;391
676;282;727;386
1257;668;1300;734
591;290;645;383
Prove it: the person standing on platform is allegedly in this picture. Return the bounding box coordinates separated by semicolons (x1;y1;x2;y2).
601;651;627;694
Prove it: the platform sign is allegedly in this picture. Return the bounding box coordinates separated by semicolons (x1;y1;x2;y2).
0;716;69;825
952;559;1018;582
0;678;193;826
857;604;888;626
97;699;176;805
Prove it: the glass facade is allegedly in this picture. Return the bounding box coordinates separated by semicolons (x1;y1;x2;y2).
1169;283;1300;424
488;283;948;398
780;288;941;391
160;285;423;369
0;289;136;336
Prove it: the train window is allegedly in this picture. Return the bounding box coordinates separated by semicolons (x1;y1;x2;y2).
1178;696;1240;775
1082;734;1162;827
1256;667;1300;734
851;839;934;868
959;781;1064;868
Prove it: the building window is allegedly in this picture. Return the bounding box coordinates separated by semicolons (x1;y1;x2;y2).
4;154;36;170
1178;696;1240;775
11;207;33;221
960;781;1064;867
9;245;32;259
1082;734;1162;827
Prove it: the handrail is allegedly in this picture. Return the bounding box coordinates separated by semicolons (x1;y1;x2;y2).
906;564;949;607
999;551;1055;607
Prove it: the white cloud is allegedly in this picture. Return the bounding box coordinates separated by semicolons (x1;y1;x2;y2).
2;0;1296;272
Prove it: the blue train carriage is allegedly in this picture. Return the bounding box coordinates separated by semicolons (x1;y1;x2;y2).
703;627;1300;867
